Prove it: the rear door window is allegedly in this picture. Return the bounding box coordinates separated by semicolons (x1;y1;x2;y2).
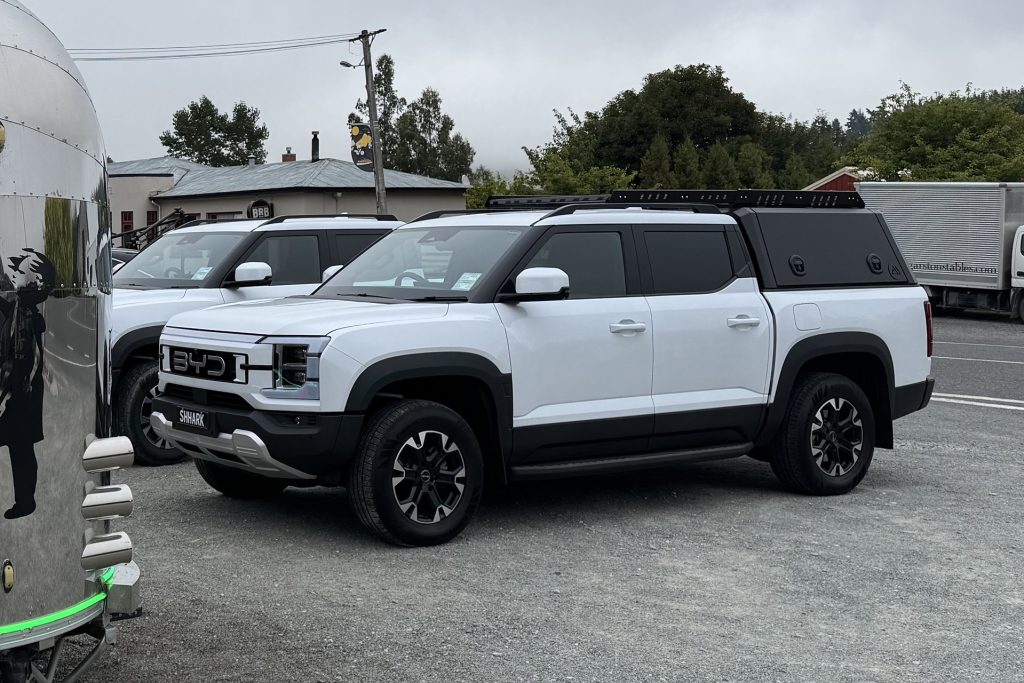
332;231;386;266
641;229;735;295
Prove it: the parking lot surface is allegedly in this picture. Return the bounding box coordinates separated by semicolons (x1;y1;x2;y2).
71;313;1023;682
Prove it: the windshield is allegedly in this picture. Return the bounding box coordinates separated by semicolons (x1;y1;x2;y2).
315;226;526;301
113;231;246;289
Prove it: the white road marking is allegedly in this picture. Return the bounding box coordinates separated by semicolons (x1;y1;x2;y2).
934;341;1024;350
933;397;1024;412
933;356;1024;366
934;392;1024;405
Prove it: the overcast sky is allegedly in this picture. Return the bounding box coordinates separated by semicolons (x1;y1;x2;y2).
27;0;1024;175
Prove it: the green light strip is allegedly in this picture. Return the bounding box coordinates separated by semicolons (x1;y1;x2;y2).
0;568;117;637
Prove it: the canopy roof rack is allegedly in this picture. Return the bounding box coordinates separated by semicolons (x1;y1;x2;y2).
484;194;610;210
608;189;865;209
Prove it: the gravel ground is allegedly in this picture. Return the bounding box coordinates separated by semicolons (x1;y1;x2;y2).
62;314;1023;682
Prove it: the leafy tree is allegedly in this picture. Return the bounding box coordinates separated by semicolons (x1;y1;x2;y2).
520;110;635;194
589;65;760;174
702;142;739;188
735;142;774;188
778;154;814;188
465;166;536;209
639;133;675;188
844;109;872;143
845;84;1024;181
160;95;269;166
348;54;407;167
392;88;474;182
673;138;701;187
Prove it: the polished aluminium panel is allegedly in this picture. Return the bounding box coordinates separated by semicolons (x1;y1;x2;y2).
0;0;114;642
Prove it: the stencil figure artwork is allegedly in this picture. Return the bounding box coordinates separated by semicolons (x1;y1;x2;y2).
0;248;56;519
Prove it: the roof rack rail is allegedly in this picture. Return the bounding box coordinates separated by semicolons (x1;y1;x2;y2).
409;209;501;223
260;213;399;225
176;217;257;228
537;202;721;222
485;194;610;210
609;189;865;209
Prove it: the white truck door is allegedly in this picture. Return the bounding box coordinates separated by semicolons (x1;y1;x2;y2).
637;227;773;449
222;232;325;302
496;228;654;462
1013;226;1024;290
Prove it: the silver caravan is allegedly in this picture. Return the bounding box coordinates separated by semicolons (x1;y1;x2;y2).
858;182;1024;320
1;2;139;681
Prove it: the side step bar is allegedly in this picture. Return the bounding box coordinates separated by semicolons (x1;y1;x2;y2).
509;442;752;481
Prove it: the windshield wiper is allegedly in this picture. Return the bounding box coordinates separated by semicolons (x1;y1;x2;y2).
406;295;469;302
347;292;397;300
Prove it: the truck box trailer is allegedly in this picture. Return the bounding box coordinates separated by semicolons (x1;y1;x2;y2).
857;182;1024;319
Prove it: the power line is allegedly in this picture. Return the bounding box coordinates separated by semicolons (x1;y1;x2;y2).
68;33;362;62
68;33;360;53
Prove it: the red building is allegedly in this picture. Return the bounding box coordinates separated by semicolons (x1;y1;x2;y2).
803;166;865;192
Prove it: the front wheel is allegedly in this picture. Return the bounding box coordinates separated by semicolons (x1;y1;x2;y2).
348;400;484;546
114;361;186;466
769;372;875;495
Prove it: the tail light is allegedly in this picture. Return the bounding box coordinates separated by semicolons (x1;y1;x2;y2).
924;301;933;358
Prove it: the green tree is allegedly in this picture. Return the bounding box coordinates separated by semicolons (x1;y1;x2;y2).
465;166;537;209
521;110;635;194
639;133;675;188
702;142;739;188
845;84;1024;181
348;54;407;167
589;64;760;173
735;142;774;188
160;95;269;166
673;137;701;187
778;155;814;188
392;88;475;182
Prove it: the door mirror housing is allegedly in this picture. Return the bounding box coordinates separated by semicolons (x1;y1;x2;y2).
322;264;344;283
227;261;273;287
498;267;570;303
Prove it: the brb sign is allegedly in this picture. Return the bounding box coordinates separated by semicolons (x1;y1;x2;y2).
246;199;274;220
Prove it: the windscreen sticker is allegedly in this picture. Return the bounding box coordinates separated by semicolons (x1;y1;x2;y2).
451;272;481;291
191;266;212;280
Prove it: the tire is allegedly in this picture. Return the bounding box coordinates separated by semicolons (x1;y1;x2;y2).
348;399;484;546
768;372;875;496
1017;295;1024;323
194;459;288;499
114;361;187;466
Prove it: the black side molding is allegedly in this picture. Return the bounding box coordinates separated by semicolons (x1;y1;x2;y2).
893;378;935;419
509;442;751;481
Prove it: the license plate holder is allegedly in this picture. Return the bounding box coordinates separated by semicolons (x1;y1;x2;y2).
172;405;215;436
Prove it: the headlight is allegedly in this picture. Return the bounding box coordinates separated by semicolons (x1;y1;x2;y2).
257;336;330;400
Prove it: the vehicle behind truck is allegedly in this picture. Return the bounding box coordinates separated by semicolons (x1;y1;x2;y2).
1;3;138;680
858;181;1024;320
150;190;934;547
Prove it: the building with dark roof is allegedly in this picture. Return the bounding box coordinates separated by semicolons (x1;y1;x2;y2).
109;146;467;233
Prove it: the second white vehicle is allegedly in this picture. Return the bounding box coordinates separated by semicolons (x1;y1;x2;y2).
111;214;401;465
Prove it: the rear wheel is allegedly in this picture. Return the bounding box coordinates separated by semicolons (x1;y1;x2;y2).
769;372;875;495
194;459;288;499
348;399;483;546
114;361;186;466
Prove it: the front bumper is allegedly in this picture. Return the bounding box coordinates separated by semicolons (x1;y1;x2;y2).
151;395;363;479
893;377;935;419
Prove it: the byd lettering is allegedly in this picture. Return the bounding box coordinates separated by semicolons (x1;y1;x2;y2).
171;349;227;377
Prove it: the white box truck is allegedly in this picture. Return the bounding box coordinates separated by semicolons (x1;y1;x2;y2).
857;182;1024;320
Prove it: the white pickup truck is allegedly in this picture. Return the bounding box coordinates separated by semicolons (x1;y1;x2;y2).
150;191;935;546
110;214;400;465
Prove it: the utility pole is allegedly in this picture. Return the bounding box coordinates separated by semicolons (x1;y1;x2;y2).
352;29;388;215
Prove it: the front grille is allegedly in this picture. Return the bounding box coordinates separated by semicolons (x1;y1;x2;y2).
163;383;252;411
165;346;246;383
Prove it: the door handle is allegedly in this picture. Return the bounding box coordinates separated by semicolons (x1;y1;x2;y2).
727;316;761;328
609;320;647;334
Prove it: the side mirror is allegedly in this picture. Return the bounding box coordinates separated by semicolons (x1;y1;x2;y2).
322;264;344;282
228;261;272;288
497;267;570;303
